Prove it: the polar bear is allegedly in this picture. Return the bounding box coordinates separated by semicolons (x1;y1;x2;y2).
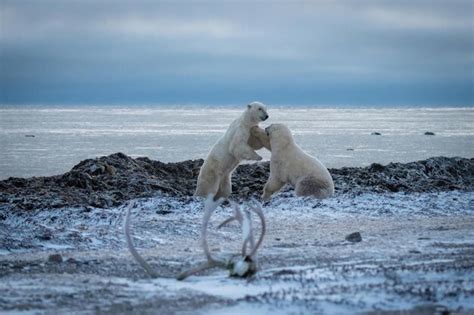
261;123;334;200
194;102;269;199
249;126;271;151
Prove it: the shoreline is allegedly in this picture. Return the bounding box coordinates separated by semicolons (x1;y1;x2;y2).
0;153;472;211
0;154;473;313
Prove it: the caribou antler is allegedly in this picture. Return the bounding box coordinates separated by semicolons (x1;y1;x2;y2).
177;195;267;280
201;195;226;266
124;201;159;278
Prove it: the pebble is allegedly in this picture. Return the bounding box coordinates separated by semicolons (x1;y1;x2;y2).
48;254;63;263
345;232;362;243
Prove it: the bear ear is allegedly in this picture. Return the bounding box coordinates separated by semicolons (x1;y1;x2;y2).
247;104;251;109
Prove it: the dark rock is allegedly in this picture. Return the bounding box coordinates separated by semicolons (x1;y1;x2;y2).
369;163;385;172
105;163;116;176
88;164;105;175
48;254;63;263
66;258;78;264
156;210;173;215
424;132;435;136
37;231;52;241
0;153;472;211
9;178;27;188
25;134;35;138
345;232;362;243
371;132;381;136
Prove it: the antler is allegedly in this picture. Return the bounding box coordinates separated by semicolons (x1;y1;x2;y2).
246;203;266;259
201;195;226;265
177;195;267;280
124;201;159;278
219;201;265;259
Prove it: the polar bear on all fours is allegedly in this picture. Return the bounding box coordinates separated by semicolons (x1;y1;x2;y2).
261;123;334;201
194;102;269;200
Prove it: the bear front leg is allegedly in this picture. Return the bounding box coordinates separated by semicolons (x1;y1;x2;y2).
249;126;271;151
262;177;285;201
230;134;262;161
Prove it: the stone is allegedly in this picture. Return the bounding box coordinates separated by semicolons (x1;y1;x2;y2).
105;163;116;176
0;153;472;210
48;254;63;263
369;163;385;172
345;232;362;243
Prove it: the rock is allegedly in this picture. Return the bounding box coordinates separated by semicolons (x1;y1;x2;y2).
88;164;105;175
369;163;385;172
25;135;35;138
424;131;435;136
105;163;116;176
371;132;381;136
0;153;472;210
345;232;362;243
48;254;63;263
37;231;52;241
50;199;64;208
346;148;354;151
156;209;173;215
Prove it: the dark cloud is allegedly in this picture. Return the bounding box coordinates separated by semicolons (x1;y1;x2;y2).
1;0;473;105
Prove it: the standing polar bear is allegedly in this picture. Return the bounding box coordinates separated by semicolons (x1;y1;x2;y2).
261;123;334;201
194;102;269;199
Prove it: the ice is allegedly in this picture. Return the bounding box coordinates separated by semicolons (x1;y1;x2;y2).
1;106;473;179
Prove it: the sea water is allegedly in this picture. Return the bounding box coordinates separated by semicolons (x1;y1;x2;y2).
0;106;473;179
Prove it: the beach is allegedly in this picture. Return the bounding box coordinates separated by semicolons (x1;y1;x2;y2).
0;154;473;314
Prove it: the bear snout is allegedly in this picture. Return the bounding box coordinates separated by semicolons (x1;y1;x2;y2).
262;114;269;121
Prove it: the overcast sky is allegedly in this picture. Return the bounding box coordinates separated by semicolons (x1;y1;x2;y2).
1;0;473;106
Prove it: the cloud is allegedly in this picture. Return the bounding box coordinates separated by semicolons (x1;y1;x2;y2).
101;17;242;39
1;0;473;105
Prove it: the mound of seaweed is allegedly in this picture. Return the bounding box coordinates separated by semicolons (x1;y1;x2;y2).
0;153;472;210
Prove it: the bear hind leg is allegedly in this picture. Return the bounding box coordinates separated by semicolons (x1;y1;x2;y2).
295;176;332;199
194;172;220;199
215;174;232;199
262;178;285;201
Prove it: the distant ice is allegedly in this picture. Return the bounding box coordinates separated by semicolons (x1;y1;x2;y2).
1;106;473;179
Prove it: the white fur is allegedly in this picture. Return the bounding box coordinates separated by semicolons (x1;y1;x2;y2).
195;102;269;199
262;123;334;200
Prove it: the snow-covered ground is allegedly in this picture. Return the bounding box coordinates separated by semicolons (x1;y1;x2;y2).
1;191;473;314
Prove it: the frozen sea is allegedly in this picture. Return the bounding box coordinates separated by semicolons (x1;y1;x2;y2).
0;106;473;179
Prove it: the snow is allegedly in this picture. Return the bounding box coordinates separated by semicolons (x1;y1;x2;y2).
0;191;473;314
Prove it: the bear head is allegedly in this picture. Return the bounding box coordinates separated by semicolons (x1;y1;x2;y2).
246;101;269;123
265;123;294;149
